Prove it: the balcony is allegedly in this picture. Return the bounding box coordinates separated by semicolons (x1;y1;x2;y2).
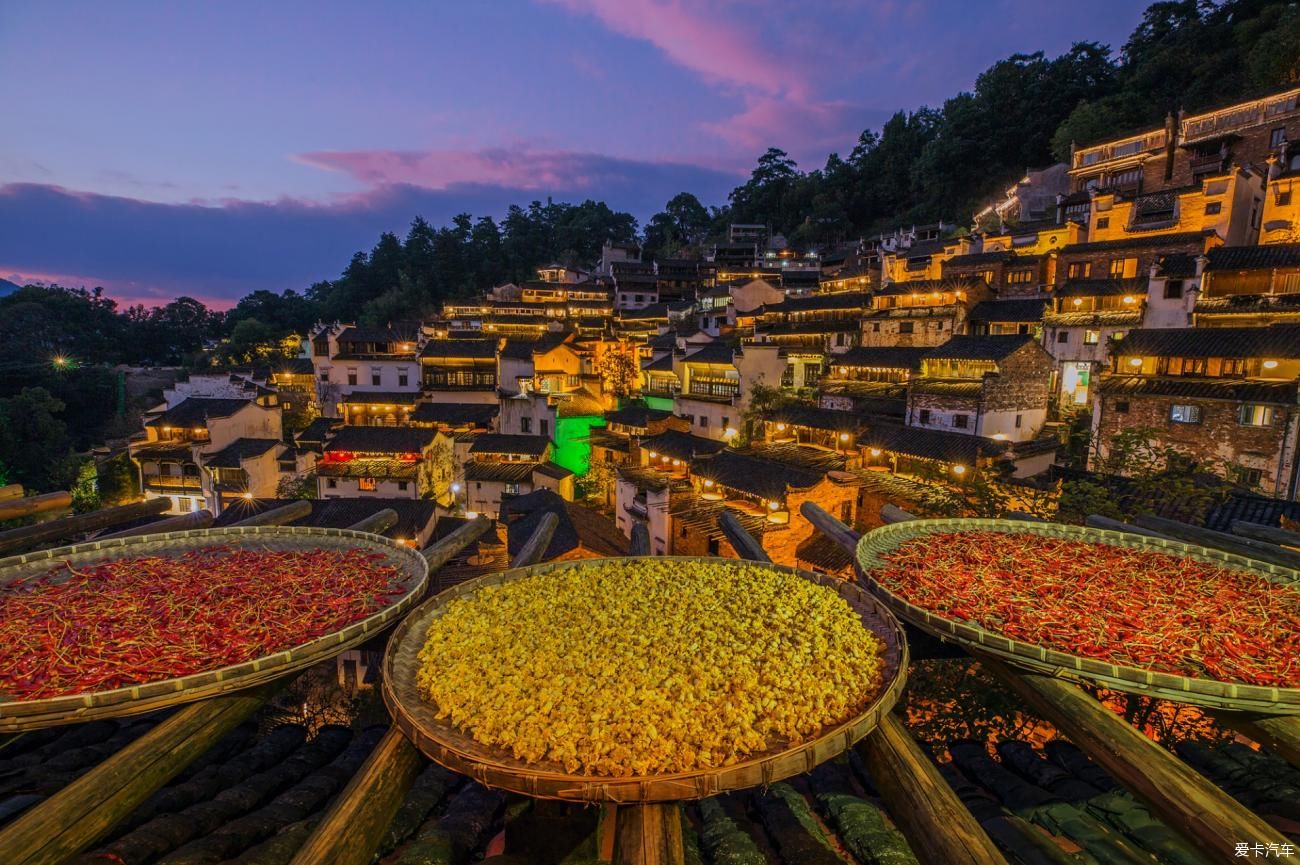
1072;130;1167;171
142;473;203;493
685;378;740;401
1181;88;1300;145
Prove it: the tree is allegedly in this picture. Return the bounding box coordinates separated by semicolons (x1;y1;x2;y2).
1057;426;1233;524
0;387;74;492
595;349;640;399
276;471;317;500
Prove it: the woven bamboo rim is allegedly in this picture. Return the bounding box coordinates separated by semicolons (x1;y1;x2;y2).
384;556;907;803
855;518;1300;714
0;526;428;731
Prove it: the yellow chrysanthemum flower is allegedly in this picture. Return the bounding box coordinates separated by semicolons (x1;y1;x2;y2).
415;560;885;777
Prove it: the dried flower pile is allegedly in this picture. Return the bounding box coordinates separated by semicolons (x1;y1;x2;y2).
871;531;1299;687
0;546;408;700
416;560;886;776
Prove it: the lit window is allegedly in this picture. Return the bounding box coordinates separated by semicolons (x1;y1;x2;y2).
1169;404;1202;424
1238;404;1275;427
358;477;377;491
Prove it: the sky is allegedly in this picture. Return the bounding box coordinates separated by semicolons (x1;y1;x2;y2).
0;1;1148;308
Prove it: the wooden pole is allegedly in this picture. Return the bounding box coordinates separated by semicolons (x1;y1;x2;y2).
717;511;767;562
629;522;650;556
0;683;277;865
859;715;1010;865
1229;519;1300;549
290;516;495;865
879;503;915;525
0;483;26;500
797;503;1009;865
614;804;684;865
1083;514;1170;539
225;498;312;528
346;507;399;536
511;512;558;568
1133;513;1300;569
0;498;169;556
98;509;213;540
1216;714;1300;769
980;658;1290;861
0;491;71;523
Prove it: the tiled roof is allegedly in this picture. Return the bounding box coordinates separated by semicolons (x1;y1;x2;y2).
875;277;988;297
335;323;420;344
908;378;985;397
858;423;1008;464
639;430;728;461
339;391;419;405
1203;492;1300;532
1056;278;1145;298
323;426;437;455
316;458;419;479
409;402;498;426
1195;293;1300;314
1156;253;1199;277
923;334;1038;361
965;299;1047;322
1059;230;1212;254
680;342;737;365
295;417;340;445
641;354;676;373
464;461;536;483
201;438;283;469
605;404;672;428
467;434;550;457
1098;375;1299;403
419;339;497;360
760;292;869;314
145;398;253;428
766;405;865;432
1116;324;1300;358
944;250;1019;267
833;346;928;370
1205;242;1300;272
691;449;824;500
130;440;196;461
533;461;575;480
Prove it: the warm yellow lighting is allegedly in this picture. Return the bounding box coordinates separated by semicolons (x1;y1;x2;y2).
1129;357;1143;367
839;366;848;374
1122;295;1135;305
839;432;850;442
466;511;480;519
703;479;714;487
869;448;882;457
1072;298;1083;307
951;465;967;476
671;459;681;466
1263;359;1279;369
992;433;1007;441
647;451;657;458
775;423;786;431
768;500;780;511
723;427;738;438
242;492;254;500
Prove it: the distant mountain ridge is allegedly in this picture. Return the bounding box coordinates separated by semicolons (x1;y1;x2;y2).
0;279;20;297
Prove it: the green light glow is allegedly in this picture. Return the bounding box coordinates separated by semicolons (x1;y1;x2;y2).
642;395;674;412
552;414;606;477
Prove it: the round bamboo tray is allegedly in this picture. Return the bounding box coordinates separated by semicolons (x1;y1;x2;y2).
855;518;1300;714
384;556;908;803
0;526;429;732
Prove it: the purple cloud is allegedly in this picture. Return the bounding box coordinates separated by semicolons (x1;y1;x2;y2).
0;152;739;307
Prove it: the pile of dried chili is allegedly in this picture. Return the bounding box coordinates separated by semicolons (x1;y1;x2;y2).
0;545;407;700
872;531;1299;688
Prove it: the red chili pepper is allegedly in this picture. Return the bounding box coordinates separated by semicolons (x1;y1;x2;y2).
0;546;406;700
873;531;1300;688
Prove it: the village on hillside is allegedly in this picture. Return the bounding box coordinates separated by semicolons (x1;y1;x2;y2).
126;85;1300;573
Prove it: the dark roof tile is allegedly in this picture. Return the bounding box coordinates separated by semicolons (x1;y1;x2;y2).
923;334;1039;361
468;434;550;457
1204;242;1300;272
323;426;437;454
